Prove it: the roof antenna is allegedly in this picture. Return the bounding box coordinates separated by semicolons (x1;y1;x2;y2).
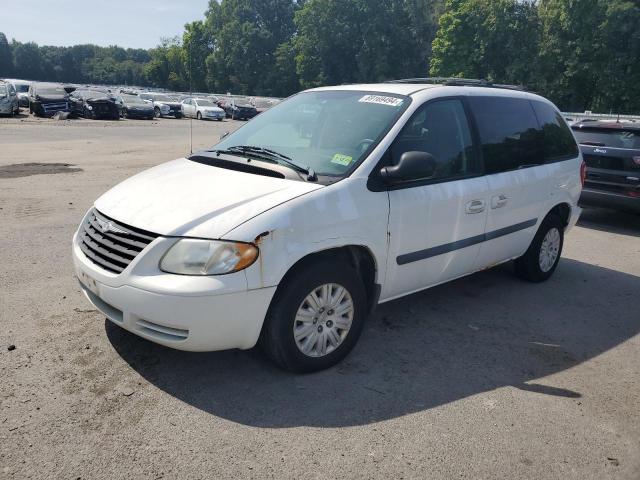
189;38;193;155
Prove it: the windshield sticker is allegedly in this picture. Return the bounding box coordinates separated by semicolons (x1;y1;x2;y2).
358;95;403;107
331;153;353;166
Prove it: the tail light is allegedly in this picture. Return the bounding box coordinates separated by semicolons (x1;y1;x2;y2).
580;160;587;187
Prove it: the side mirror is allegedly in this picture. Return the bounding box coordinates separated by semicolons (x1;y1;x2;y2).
380;151;437;184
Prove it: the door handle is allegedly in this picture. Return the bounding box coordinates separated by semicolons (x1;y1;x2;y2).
491;194;508;209
465;199;486;214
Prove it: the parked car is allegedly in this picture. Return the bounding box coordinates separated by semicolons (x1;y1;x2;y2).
220;97;258;120
0;81;20;116
181;97;225;121
28;83;72;117
72;80;583;373
68;89;120;120
120;95;154;120
251;97;281;114
572;120;640;213
139;92;183;118
7;80;30;107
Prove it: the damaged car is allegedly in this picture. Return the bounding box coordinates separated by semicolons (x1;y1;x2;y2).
28;83;73;117
68;89;120;120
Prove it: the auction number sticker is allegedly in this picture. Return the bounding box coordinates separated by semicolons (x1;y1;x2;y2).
359;95;403;107
331;153;353;166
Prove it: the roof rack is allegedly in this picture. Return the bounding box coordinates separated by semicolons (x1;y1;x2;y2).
387;77;527;91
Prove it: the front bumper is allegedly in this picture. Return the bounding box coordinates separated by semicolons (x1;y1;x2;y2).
204;111;224;120
72;225;276;351
580;188;640;213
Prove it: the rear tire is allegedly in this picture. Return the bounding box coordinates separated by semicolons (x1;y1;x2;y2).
514;214;564;282
260;259;367;373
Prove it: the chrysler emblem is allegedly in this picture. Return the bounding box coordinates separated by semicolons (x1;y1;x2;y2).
96;217;126;235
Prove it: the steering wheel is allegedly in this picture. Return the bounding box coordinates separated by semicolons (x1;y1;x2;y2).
355;138;375;154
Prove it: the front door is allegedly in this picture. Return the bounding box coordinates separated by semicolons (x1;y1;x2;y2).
383;98;489;301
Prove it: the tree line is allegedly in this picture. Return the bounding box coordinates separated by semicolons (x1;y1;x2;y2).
1;0;639;113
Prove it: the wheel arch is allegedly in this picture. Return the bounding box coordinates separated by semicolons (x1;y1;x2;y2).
274;245;380;315
546;202;571;228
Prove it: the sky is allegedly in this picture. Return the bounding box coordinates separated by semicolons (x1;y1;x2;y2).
1;0;211;49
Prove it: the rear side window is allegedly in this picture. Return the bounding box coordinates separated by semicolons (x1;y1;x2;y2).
573;129;640;149
531;101;579;160
390;99;477;181
469;97;542;174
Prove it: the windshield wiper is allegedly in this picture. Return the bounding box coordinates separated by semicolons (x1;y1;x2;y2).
212;145;317;181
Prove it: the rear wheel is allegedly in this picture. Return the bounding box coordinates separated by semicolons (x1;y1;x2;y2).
515;214;564;282
260;259;367;373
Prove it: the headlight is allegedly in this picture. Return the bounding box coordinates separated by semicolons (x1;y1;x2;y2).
160;239;259;275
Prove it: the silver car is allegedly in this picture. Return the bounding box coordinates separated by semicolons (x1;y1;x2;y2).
0;81;19;116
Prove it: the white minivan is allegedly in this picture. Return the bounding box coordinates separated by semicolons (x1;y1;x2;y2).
72;79;584;372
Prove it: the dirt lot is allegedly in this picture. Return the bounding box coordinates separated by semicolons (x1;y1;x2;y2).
1;113;639;479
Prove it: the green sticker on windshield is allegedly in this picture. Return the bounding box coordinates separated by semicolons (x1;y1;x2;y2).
331;153;353;166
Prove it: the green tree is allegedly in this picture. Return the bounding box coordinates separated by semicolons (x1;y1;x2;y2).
204;0;298;95
0;33;14;76
294;0;443;89
12;41;44;80
430;0;540;86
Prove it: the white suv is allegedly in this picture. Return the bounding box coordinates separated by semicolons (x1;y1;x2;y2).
72;79;584;372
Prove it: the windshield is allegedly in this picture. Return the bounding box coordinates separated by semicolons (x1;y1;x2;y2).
38;86;66;96
16;84;29;93
214;90;409;176
123;95;147;105
154;94;173;102
196;99;215;106
574;128;640;149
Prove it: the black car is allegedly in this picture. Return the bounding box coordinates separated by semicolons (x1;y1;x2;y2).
120;94;154;119
571;121;640;213
28;83;73;117
68;89;120;120
220;98;258;120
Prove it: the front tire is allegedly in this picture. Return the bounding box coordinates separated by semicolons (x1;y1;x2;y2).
154;107;161;118
197;111;202;120
514;214;564;282
260;259;367;373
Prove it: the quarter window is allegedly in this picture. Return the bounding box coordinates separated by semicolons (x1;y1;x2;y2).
531;101;579;160
469;97;543;174
390;99;477;181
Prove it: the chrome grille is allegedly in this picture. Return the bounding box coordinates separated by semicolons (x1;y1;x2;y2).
79;209;158;274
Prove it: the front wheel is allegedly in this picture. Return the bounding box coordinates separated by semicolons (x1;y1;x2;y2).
514;214;564;282
154;107;161;118
260;260;367;373
196;111;202;120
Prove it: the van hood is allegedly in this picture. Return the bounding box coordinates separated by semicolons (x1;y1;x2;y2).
94;158;322;238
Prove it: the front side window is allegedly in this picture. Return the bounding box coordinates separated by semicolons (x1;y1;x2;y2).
531;101;579;160
390;99;477;180
213;90;410;176
469;97;543;174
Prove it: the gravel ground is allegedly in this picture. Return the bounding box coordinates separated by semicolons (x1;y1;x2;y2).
1;112;639;480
